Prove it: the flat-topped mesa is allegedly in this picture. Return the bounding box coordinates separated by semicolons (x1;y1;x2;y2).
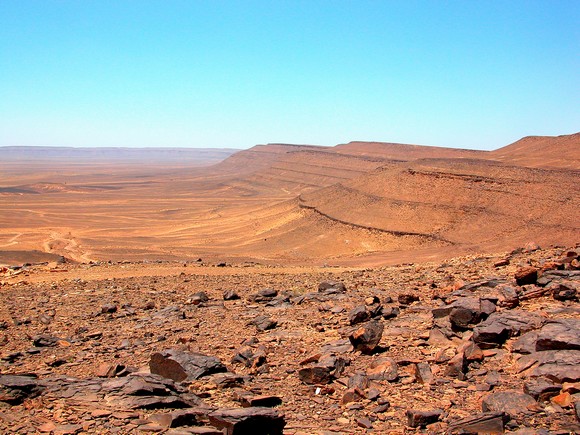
333;140;488;160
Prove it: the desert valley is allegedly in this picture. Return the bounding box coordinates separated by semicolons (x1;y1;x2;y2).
0;133;579;434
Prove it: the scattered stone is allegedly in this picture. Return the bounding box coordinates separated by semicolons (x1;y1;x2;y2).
348;305;370;325
101;303;118;314
356;416;373;429
32;334;62;347
231;345;267;368
318;281;346;293
398;293;419;306
223;290;240;301
191;291;209;305
413;362;433;384
515;267;538;286
367;356;398;381
150;349;227;381
250;315;277;332
341;388;364;405
551;282;578;301
349;320;384;354
249;288;278;303
406;409;443;428
298;354;347;385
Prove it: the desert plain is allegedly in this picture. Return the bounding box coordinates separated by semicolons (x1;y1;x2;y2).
0;133;579;434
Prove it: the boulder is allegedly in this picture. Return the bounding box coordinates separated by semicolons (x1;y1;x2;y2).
318;281;346;294
208;407;285;435
535;319;580;351
448;412;508;434
528;350;580;383
367;356;398;381
150;349;227;381
482;391;536;417
349;320;384;354
406;409;443;428
0;374;45;405
223;290;240;301
515;267;538;286
473;311;544;348
250;315;277;332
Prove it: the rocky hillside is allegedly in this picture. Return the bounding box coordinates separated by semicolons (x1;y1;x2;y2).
0;245;579;433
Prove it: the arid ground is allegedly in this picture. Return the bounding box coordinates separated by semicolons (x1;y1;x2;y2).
1;134;578;267
0;134;579;434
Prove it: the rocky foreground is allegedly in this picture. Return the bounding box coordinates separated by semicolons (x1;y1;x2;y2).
1;245;579;434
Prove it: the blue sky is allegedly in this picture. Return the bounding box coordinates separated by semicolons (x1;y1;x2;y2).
0;1;578;150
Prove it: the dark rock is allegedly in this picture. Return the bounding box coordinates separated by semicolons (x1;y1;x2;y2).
445;352;467;379
250;315;277;332
96;363;127;378
511;331;539;354
523;378;561;401
239;395;282;408
515;267;538;286
348;305;370;325
473;311;544;348
191;292;209;305
367;356;398;381
341;388;365;405
448;412;508;434
298;366;333;385
528;350;580;383
32;334;61;347
536;319;580;351
414;362;434;384
231;345;267;368
406;409;443;428
496;284;520;308
398;293;419;306
551;282;578;301
349;320;384;354
347;373;369;390
382;306;400;319
298;354;347;385
101;303;118;314
448;297;496;330
0;374;44;405
210;373;245;389
482;391;536;417
249;288;278;303
208;407;285;435
318;281;346;294
150;349;227;381
356;416;373;429
223;290;240;301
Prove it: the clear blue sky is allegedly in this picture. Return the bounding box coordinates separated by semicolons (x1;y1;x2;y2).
1;1;578;150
